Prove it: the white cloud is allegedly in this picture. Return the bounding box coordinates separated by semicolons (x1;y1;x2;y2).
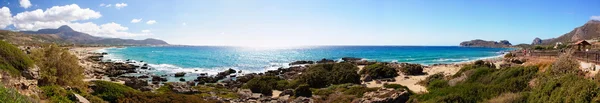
592;16;600;21
115;3;127;9
182;22;187;26
12;4;102;31
131;18;142;23
141;29;150;33
6;4;145;38
105;4;112;7
0;7;12;29
99;3;106;7
19;0;31;9
68;22;150;38
146;20;156;25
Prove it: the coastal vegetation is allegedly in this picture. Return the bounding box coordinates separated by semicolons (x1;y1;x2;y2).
32;44;85;87
0;40;34;76
0;84;33;103
360;63;399;78
298;63;361;88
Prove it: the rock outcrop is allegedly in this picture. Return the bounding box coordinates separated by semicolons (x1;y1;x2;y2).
356;88;411;103
459;39;512;48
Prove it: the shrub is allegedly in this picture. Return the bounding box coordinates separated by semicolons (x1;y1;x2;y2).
32;44;85;87
0;84;34;103
360;63;399;78
117;92;216;103
242;76;281;95
383;84;413;94
528;74;599;103
548;53;581;76
427;80;449;90
329;63;361;84
343;85;379;97
418;73;445;86
415;66;538;102
40;85;73;103
90;81;137;103
399;63;424;75
299;63;360;88
0;40;34;76
294;84;312;97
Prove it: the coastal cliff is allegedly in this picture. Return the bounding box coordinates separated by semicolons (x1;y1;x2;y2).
459;39;512;48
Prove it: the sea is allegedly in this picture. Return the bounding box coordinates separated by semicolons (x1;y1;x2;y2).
98;46;511;81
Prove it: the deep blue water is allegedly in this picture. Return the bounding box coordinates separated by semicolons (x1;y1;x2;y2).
99;46;510;77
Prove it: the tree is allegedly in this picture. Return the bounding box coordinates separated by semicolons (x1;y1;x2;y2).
32;45;84;87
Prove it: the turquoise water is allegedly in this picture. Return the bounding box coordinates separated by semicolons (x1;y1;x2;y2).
100;46;510;77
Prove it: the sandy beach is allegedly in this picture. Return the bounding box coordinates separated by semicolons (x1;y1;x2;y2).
362;57;505;93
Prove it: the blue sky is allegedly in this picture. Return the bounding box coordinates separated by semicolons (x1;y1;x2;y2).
0;0;599;46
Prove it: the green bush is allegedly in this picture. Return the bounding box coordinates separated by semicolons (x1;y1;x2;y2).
40;85;73;103
0;84;33;103
294;84;312;97
427;80;449;90
399;63;424;75
242;76;281;95
415;66;538;102
343;85;379;97
32;44;85;87
329;63;361;84
0;40;34;76
117;92;216;103
528;74;599;103
419;73;445;86
299;63;360;88
359;63;399;78
90;81;137;103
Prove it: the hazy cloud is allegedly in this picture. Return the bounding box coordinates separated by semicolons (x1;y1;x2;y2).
592;16;600;21
69;22;150;37
141;29;151;33
115;3;127;9
146;20;156;25
131;18;142;23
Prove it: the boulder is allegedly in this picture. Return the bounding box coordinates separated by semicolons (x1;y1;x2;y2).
289;60;314;65
179;78;186;82
316;58;335;63
357;88;410;103
124;78;149;90
174;72;186;77
72;93;90;103
151;76;168;82
279;89;294;96
167;82;199;94
342;57;362;62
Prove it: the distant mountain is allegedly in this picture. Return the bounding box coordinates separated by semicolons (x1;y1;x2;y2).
532;20;600;45
20;25;168;45
460;39;512;48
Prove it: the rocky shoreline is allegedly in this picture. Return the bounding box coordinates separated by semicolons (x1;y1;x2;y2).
69;46;510;102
